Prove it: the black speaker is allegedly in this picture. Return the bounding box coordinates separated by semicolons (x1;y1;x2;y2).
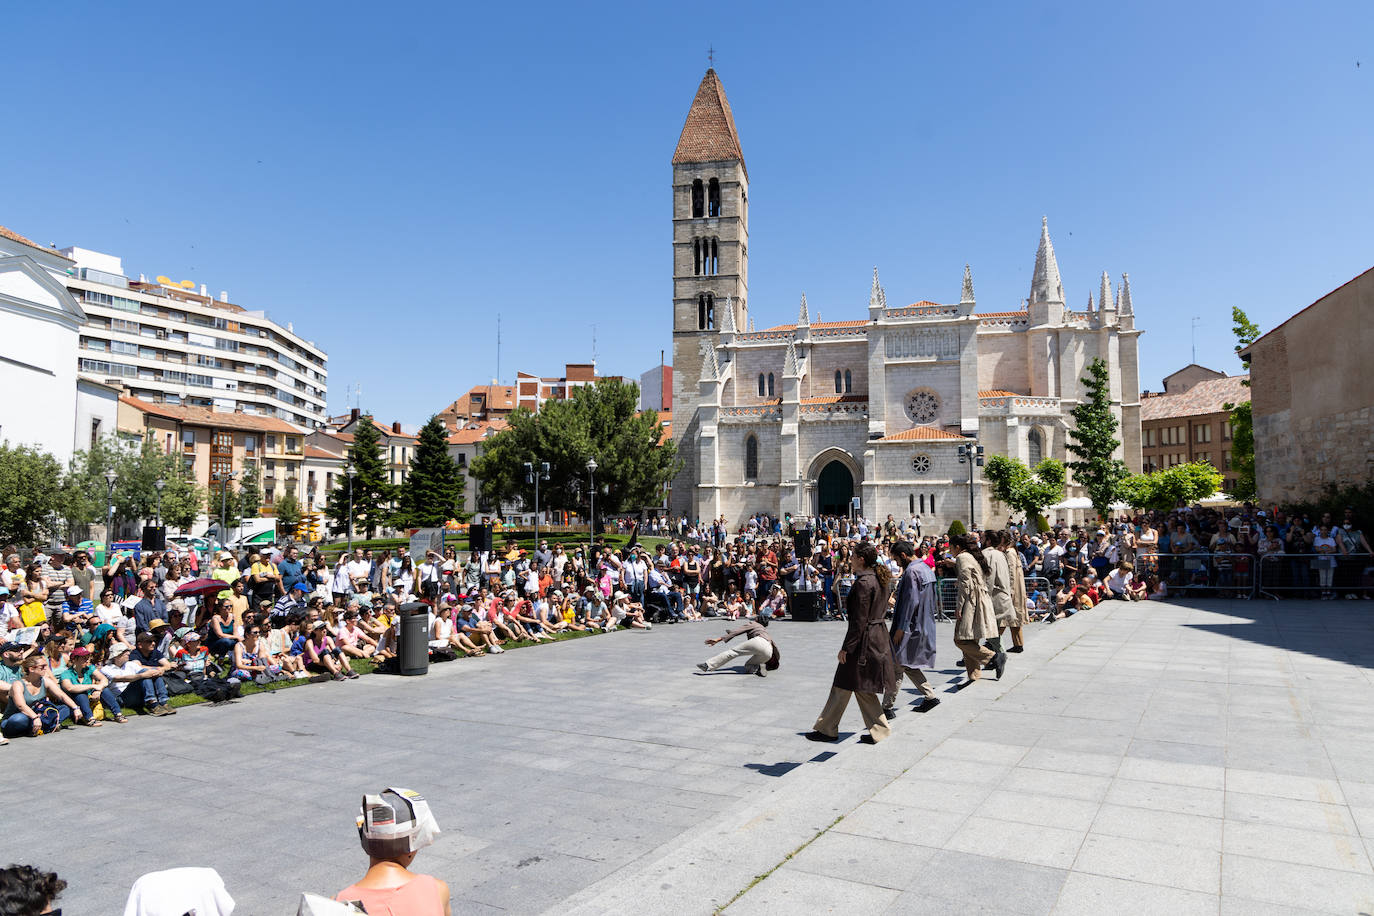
469;523;493;553
141;525;166;551
791;590;823;621
793;529;812;559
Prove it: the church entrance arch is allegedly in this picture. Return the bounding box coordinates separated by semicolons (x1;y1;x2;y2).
817;462;854;517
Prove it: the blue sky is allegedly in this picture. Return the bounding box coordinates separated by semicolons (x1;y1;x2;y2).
5;2;1371;424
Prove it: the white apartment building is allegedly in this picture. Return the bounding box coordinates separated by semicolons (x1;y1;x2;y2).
62;247;329;428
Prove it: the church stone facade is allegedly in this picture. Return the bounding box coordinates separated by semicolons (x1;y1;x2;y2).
669;69;1143;528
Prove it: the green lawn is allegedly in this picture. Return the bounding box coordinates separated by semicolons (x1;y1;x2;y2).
156;627;601;711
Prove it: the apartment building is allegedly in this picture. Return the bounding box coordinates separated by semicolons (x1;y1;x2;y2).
446;419;508;516
437;384;516;430
63;247;328;428
1139;366;1250;491
118;397;309;524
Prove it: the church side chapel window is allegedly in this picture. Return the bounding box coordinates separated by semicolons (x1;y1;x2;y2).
1027;428;1043;466
708;178;721;217
757;374;766;396
745;434;758;479
767;373;775;396
834;370;843;394
691;179;704;218
844;369;852;393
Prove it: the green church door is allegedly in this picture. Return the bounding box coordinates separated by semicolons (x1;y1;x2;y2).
817;461;854;517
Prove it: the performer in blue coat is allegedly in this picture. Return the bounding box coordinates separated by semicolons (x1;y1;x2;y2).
883;541;941;715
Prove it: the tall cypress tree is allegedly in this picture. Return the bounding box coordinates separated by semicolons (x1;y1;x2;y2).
325;415;394;539
394;416;465;527
1066;358;1129;521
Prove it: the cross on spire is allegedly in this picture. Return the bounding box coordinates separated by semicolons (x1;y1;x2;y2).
708;45;715;67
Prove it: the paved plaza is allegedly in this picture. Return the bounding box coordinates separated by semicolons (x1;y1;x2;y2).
10;598;1374;914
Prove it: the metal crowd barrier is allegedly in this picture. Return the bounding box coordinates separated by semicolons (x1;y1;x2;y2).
1131;551;1256;598
934;574;1053;620
1255;552;1374;600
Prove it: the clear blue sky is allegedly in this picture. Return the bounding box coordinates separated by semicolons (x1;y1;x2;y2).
6;2;1371;424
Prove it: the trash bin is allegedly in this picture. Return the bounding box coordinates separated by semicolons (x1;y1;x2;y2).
398;601;430;677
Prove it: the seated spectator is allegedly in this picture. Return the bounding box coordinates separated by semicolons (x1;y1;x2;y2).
4;652;85;736
303;620;357;681
102;640;173;716
56;585;92;632
41;631;71;677
266;613;310;678
761;584;788;619
611;591;651;630
231;623;284;683
59;644;125;724
171;628;212;679
1126;572;1149;601
337;609;380;659
148;618;175;655
1146;575;1169;600
508;596;552;641
1104;562;1136;600
335;787;449;914
430;604;485;657
454;604;505;651
206;599;241;657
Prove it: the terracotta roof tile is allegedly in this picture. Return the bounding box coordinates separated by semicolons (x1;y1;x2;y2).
976;311;1029;319
977;389;1019;398
0;225;69;259
760;320;869;332
672;69;746;172
1139;375;1250;421
446;419;509;446
303;446;341;460
119;396;304;434
876;426;968;442
800;394;867;405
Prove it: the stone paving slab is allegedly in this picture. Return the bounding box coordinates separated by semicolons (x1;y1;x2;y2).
9;597;1374;914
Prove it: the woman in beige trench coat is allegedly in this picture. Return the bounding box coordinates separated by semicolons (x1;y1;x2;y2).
952;533;1004;682
1002;532;1029;652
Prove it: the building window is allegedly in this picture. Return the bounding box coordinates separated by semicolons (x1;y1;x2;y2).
1143;428;1155;448
707;178;721;217
245;435;256;453
758;374;766;396
767;373;775;397
1028;428;1043;466
919;494;925;513
745;434;758;479
844;370;852;393
698;293;715;330
266;435;276;451
1223;421;1233;440
693;238;719;277
691;179;704;218
1223;450;1232;471
1194;424;1211;443
834;370;843;394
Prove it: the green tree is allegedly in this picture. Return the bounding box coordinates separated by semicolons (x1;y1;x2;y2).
1066;357;1130;521
274;489;302;531
947;519;967;537
1121;462;1224;512
159;466;205;534
470;378;677;522
0;444;66;546
238;460;262;521
325;415;394;538
1223;306;1260;499
394;415;465;527
62;437;125;535
208;475;241;537
983;455;1066;528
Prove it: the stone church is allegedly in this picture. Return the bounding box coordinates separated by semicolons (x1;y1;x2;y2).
669;69;1143;528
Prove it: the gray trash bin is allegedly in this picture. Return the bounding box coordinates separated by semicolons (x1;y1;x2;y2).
398;601;430;676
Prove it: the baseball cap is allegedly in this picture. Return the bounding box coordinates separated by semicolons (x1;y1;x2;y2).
66;585;84;596
292;582;310;592
70;646;92;657
1;641;26;653
311;620;327;630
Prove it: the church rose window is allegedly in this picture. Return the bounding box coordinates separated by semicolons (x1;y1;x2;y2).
911;454;931;475
905;389;939;424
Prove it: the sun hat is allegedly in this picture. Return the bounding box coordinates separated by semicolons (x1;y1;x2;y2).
108;642;132;657
148;618;169;630
356;787;440;859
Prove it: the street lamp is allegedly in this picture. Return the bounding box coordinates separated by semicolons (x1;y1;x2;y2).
154;478;165;527
585;458;597;552
104;469;117;541
956;440;984;530
525;461;550;548
346;463;356;553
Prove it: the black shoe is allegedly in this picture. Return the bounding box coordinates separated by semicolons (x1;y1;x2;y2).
882;707;897;720
804;730;839;743
859;734;878;745
696;662;709;672
983;660;997;671
994;651;1008;680
915;697;941;713
1008;645;1025;654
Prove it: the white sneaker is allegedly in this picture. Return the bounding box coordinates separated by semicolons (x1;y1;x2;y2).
645;622;653;630
293;670;309;680
489;645;505;653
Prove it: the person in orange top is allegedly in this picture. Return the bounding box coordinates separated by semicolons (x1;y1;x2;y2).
336;787;449;916
537;567;553;599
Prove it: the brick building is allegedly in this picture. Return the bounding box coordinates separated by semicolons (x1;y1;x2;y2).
1241;266;1374;503
1138;369;1250;490
668;69;1144;527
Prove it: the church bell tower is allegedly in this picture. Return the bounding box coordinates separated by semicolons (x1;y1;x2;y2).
670;68;749;515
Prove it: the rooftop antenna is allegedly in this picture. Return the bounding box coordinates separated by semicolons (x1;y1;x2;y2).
496;313;502;385
1191;316;1202;364
592;324;598;371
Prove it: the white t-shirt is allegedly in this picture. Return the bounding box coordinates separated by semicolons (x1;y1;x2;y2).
101;660;147;682
346;559;371;582
1105;569;1132;595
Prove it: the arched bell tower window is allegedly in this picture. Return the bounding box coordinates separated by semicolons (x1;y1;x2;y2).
757;374;765;396
844;369;852;393
697;293;715;330
834;370;842;394
745;434;758;479
1028;427;1044;466
708;178;721;217
767;373;775;397
691;180;704;218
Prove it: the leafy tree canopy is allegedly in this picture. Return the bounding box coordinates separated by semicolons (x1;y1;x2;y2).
0;444;66;546
1121;462;1223;512
394;415;465;528
984;455;1066;525
325;415;394;539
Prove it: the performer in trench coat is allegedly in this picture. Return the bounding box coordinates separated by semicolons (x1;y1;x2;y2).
1003;534;1029;652
806;543;896;744
883;541;941;715
952;534;1003;682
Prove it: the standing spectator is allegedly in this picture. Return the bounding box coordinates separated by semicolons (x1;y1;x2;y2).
70;549;97;601
131;578;165;634
278;545;304;594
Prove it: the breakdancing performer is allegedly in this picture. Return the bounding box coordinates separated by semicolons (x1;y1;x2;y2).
696;615;778;677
